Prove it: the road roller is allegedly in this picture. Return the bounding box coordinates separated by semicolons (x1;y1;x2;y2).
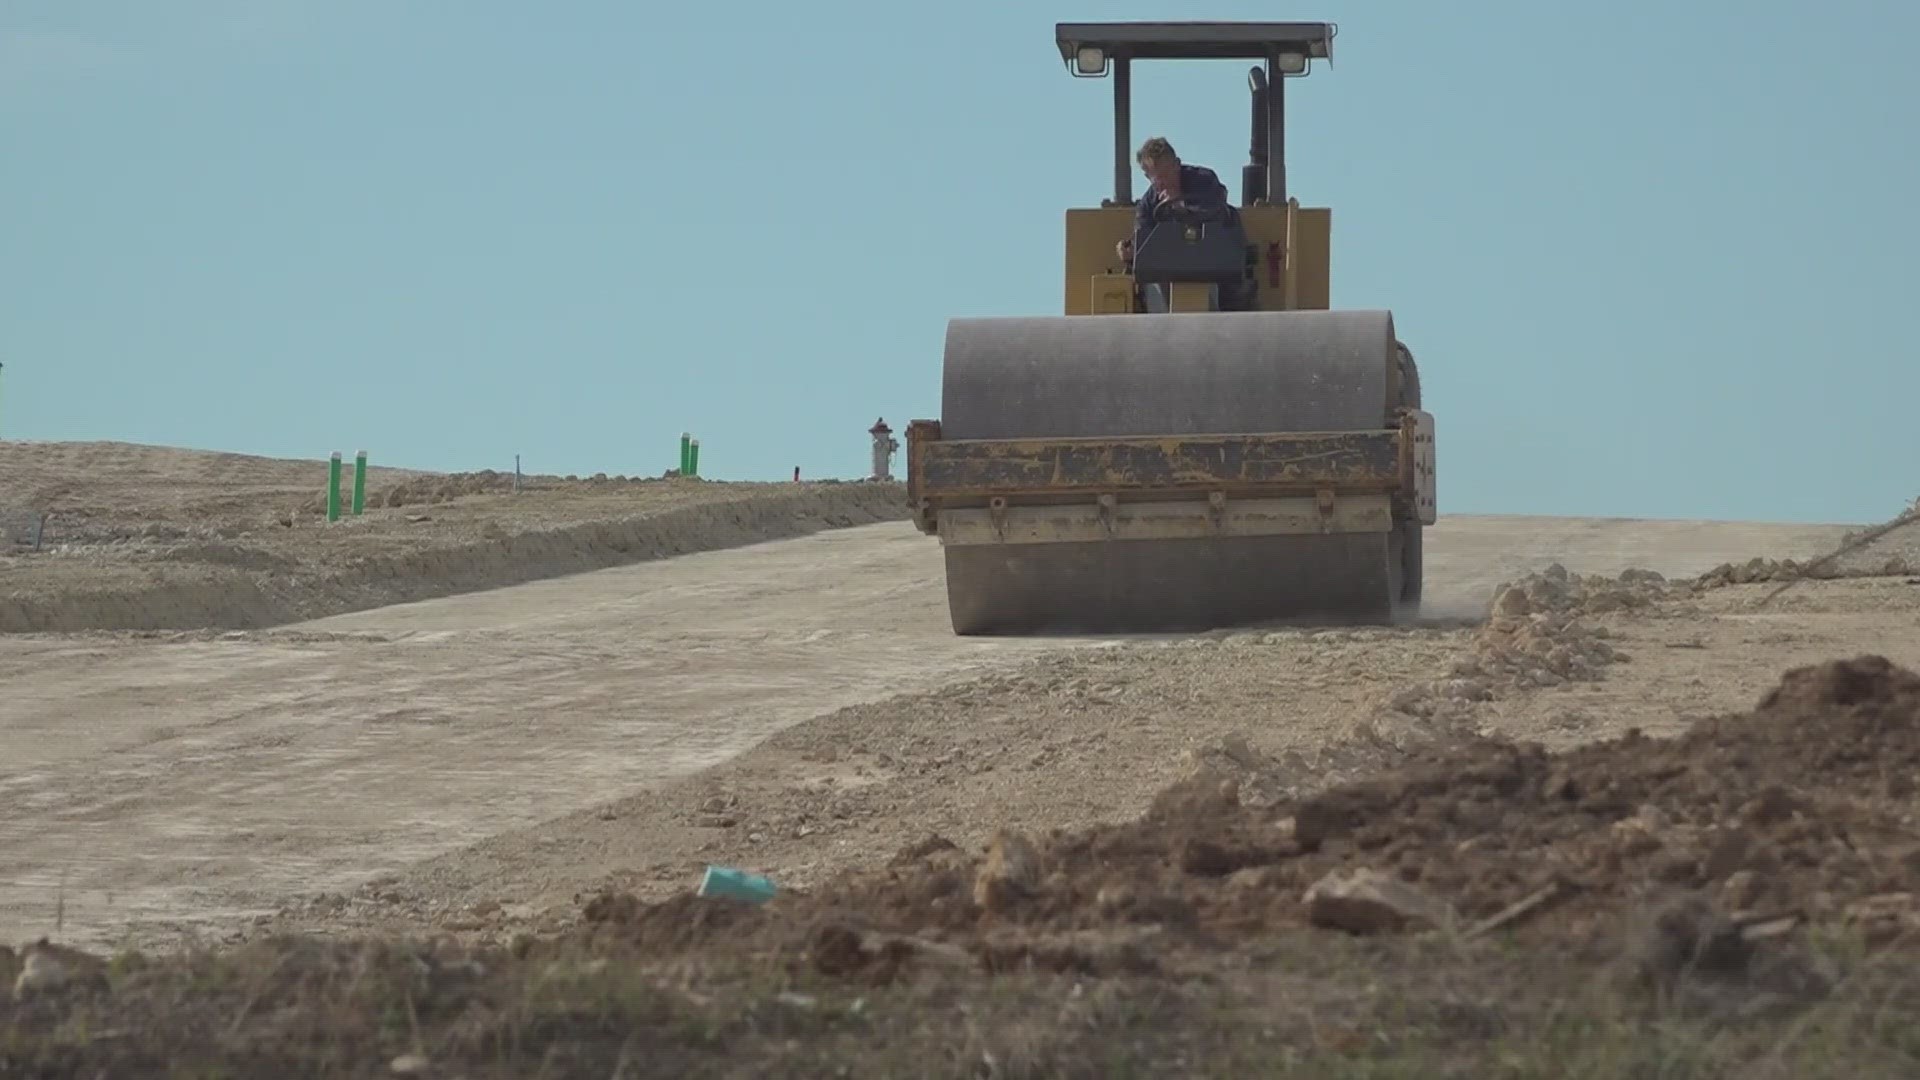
905;21;1437;635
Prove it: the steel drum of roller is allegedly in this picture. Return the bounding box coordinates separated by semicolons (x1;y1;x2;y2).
935;309;1409;635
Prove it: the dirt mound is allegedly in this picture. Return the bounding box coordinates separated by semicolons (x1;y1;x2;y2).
576;655;1920;980
0;485;907;633
297;468;666;514
300;470;520;514
1388;564;1656;718
1691;554;1914;588
0;439;912;633
1689;500;1920;592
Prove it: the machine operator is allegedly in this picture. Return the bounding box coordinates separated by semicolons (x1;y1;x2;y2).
1113;136;1232;263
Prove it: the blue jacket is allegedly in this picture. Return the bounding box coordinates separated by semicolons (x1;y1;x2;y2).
1133;164;1231;251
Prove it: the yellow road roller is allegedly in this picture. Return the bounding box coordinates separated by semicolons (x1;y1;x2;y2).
906;21;1436;635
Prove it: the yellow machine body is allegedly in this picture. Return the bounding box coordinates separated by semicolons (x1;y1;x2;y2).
1065;202;1332;316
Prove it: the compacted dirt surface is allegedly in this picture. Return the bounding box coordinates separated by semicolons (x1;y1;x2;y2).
4;439;1920;1077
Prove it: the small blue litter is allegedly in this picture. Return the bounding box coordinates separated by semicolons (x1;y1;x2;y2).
699;865;777;903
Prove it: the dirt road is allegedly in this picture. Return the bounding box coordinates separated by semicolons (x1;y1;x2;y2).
0;515;1858;949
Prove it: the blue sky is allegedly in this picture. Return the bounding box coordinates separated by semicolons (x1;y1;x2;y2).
2;0;1915;523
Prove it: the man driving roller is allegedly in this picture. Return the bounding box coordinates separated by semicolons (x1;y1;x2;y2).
1114;136;1232;263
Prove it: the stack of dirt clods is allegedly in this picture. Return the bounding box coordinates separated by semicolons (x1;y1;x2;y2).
582;656;1920;983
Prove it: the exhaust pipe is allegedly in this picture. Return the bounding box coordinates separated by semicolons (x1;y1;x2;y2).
1241;66;1268;206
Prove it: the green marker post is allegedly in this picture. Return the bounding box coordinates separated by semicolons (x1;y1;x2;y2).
352;450;368;515
690;438;700;478
327;452;342;522
678;432;691;475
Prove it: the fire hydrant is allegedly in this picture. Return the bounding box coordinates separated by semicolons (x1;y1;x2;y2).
869;417;898;481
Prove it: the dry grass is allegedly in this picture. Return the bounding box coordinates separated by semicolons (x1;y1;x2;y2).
3;917;1919;1078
